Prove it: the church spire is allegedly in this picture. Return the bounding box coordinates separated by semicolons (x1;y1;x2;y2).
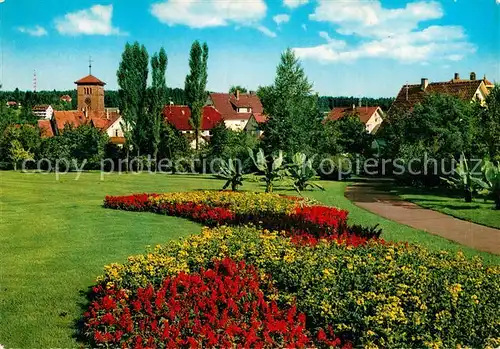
88;56;93;75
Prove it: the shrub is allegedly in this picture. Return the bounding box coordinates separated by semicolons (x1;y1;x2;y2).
97;226;500;349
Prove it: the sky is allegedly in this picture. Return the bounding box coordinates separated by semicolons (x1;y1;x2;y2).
0;0;499;97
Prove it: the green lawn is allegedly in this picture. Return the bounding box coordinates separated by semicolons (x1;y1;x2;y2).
391;187;500;229
0;172;498;348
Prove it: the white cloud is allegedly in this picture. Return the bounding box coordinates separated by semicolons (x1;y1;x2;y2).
256;25;277;38
310;0;443;38
55;5;124;36
294;1;475;64
294;26;475;63
283;0;308;9
318;31;346;48
273;14;290;26
17;25;48;37
151;0;267;28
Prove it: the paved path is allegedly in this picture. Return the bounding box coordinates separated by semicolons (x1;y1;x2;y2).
345;180;500;255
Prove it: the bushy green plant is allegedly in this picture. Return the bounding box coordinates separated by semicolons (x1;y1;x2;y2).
316;154;353;180
288;152;324;192
473;160;500;210
215;158;244;191
98;226;500;349
249;148;287;193
440;153;479;202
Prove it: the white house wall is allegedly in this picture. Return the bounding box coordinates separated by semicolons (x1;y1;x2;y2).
224;119;248;131
365;109;383;134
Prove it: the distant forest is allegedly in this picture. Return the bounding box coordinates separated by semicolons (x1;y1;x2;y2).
0;88;394;113
0;88;187;111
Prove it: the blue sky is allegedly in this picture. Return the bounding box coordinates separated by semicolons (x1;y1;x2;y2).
0;0;499;97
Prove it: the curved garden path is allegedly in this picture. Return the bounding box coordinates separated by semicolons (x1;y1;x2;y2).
345;179;500;255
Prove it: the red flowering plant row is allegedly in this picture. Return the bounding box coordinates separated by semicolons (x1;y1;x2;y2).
84;257;350;348
103;192;382;245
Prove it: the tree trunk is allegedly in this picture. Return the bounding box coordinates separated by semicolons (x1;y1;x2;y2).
13;162;17;171
464;188;472;203
153;148;158;173
495;192;500;210
195;129;199;150
126;149;130;173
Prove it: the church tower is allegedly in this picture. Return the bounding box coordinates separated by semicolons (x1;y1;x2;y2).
75;75;106;112
75;58;105;113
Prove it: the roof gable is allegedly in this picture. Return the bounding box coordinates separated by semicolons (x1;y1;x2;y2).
209;92;263;120
391;79;485;111
327;106;381;124
163;105;223;131
74;75;106;86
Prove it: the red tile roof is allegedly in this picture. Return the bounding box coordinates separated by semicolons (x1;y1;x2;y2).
32;104;51;111
53;110;120;131
327;106;381;124
483;78;494;87
53;111;87;130
74;75;106;86
7;101;17;106
163;105;223;131
253;113;267;123
391;79;486;111
209;92;263;121
37;119;54;138
60;95;72;102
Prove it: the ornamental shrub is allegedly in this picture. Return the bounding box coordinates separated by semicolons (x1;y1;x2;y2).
96;226;500;348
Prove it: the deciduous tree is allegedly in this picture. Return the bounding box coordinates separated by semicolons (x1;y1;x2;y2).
259;48;322;156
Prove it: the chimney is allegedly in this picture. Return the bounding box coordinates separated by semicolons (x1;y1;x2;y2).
454;72;460;80
236;89;240;101
106;110;110;120
470;72;476;80
84;108;88;119
421;78;429;90
352;104;356;110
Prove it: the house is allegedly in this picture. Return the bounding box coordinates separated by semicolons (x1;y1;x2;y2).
60;95;73;103
326;106;384;134
52;109;123;135
32;105;54;120
48;73;125;145
6;101;18;108
208;90;264;131
391;72;494;112
163;105;223;149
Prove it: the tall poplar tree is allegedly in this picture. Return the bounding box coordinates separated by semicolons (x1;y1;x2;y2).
149;48;168;168
117;42;149;164
184;41;209;150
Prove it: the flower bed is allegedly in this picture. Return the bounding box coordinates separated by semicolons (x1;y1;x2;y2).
85;257;348;348
88;191;500;348
104;191;381;244
93;226;500;349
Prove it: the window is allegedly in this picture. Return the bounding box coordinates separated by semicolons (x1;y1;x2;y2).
115;130;119;137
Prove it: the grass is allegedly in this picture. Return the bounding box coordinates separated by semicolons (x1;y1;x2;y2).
0;172;498;348
390;186;500;229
